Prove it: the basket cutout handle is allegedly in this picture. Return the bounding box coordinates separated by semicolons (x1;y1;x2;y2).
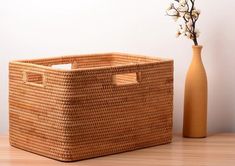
50;62;78;70
51;63;72;70
112;72;141;86
23;71;46;88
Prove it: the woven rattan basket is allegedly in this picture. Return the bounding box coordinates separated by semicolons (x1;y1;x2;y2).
9;53;173;161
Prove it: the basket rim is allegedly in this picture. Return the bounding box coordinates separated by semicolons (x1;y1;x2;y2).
9;52;173;72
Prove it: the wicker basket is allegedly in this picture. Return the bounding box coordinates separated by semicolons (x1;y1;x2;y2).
9;53;173;161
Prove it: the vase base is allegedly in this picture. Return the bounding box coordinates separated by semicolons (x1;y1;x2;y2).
183;135;207;138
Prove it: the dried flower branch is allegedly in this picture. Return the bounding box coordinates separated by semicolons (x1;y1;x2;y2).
166;0;200;45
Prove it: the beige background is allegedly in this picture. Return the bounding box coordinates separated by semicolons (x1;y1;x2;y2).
1;0;235;134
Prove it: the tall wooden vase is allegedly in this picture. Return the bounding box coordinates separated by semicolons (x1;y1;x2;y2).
183;45;208;138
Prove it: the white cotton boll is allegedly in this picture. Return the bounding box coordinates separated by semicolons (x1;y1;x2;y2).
197;9;201;15
195;29;200;33
178;5;188;12
192;10;199;16
185;13;191;20
179;12;185;17
179;0;186;5
187;23;193;29
187;20;193;29
172;16;179;22
166;3;173;11
167;9;178;16
180;30;186;35
192;10;199;20
169;9;178;15
176;31;181;38
195;29;200;37
181;25;187;33
174;2;180;8
186;32;192;39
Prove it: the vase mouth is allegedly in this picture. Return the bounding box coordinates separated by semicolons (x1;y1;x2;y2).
192;45;203;49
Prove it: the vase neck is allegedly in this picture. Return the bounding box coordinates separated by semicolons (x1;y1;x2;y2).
192;45;203;62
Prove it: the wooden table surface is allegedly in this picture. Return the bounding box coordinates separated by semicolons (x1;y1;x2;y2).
1;133;235;166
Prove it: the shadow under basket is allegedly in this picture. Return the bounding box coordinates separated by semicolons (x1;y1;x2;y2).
9;52;174;161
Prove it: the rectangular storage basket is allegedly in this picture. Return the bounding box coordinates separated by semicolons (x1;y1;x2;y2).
9;53;173;161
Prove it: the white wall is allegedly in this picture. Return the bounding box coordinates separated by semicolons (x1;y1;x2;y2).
1;0;235;134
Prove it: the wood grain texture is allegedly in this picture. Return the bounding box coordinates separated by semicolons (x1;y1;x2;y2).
1;133;235;166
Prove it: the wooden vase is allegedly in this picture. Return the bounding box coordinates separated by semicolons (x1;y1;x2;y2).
183;45;208;138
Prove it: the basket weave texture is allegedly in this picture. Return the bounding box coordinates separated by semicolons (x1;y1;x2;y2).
9;53;173;161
